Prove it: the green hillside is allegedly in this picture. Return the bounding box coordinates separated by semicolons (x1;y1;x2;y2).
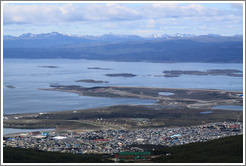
152;135;243;163
3;147;113;163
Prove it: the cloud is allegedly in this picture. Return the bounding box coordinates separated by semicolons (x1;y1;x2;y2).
3;3;141;25
3;3;243;25
3;3;243;36
230;3;243;9
141;3;220;19
4;4;66;24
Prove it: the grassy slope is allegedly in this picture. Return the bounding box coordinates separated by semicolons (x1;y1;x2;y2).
4;105;243;129
152;135;243;163
3;148;113;163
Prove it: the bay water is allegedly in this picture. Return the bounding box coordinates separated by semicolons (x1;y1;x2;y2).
3;59;243;115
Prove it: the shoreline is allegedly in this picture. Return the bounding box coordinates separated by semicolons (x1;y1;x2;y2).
3;128;56;137
40;85;243;109
42;85;243;93
3;86;243;130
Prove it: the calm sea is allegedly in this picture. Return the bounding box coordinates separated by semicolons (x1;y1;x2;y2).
3;59;243;115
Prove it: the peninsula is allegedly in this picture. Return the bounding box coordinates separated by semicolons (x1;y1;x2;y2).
5;85;242;129
41;85;243;110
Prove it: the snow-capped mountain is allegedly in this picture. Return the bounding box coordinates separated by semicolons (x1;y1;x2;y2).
3;32;243;63
148;33;195;39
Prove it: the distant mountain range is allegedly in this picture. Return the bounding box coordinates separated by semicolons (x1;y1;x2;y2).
3;32;243;63
3;32;145;48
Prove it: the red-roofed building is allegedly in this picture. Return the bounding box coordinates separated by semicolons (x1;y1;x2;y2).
30;131;41;136
229;125;239;128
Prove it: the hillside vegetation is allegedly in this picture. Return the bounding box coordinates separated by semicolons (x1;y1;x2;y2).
152;135;243;163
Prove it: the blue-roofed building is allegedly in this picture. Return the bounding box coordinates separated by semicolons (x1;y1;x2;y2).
41;132;50;136
170;134;182;138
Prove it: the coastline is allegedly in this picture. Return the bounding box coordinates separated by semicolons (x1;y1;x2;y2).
3;86;243;131
3;128;56;137
40;85;243;109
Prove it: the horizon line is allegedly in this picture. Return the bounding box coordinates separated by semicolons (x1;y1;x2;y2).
3;32;243;38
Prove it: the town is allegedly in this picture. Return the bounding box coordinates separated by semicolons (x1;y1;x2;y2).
3;121;243;155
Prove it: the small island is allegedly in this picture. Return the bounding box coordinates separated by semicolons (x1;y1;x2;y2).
5;85;15;89
75;79;109;83
105;73;137;77
163;69;242;77
39;66;59;68
87;67;112;70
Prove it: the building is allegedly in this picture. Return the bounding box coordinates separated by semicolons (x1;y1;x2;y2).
115;152;151;161
30;131;41;136
42;132;50;136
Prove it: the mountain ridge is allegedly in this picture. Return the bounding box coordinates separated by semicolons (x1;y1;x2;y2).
4;32;243;43
3;32;243;63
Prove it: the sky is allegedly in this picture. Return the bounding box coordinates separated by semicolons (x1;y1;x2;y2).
2;2;244;37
